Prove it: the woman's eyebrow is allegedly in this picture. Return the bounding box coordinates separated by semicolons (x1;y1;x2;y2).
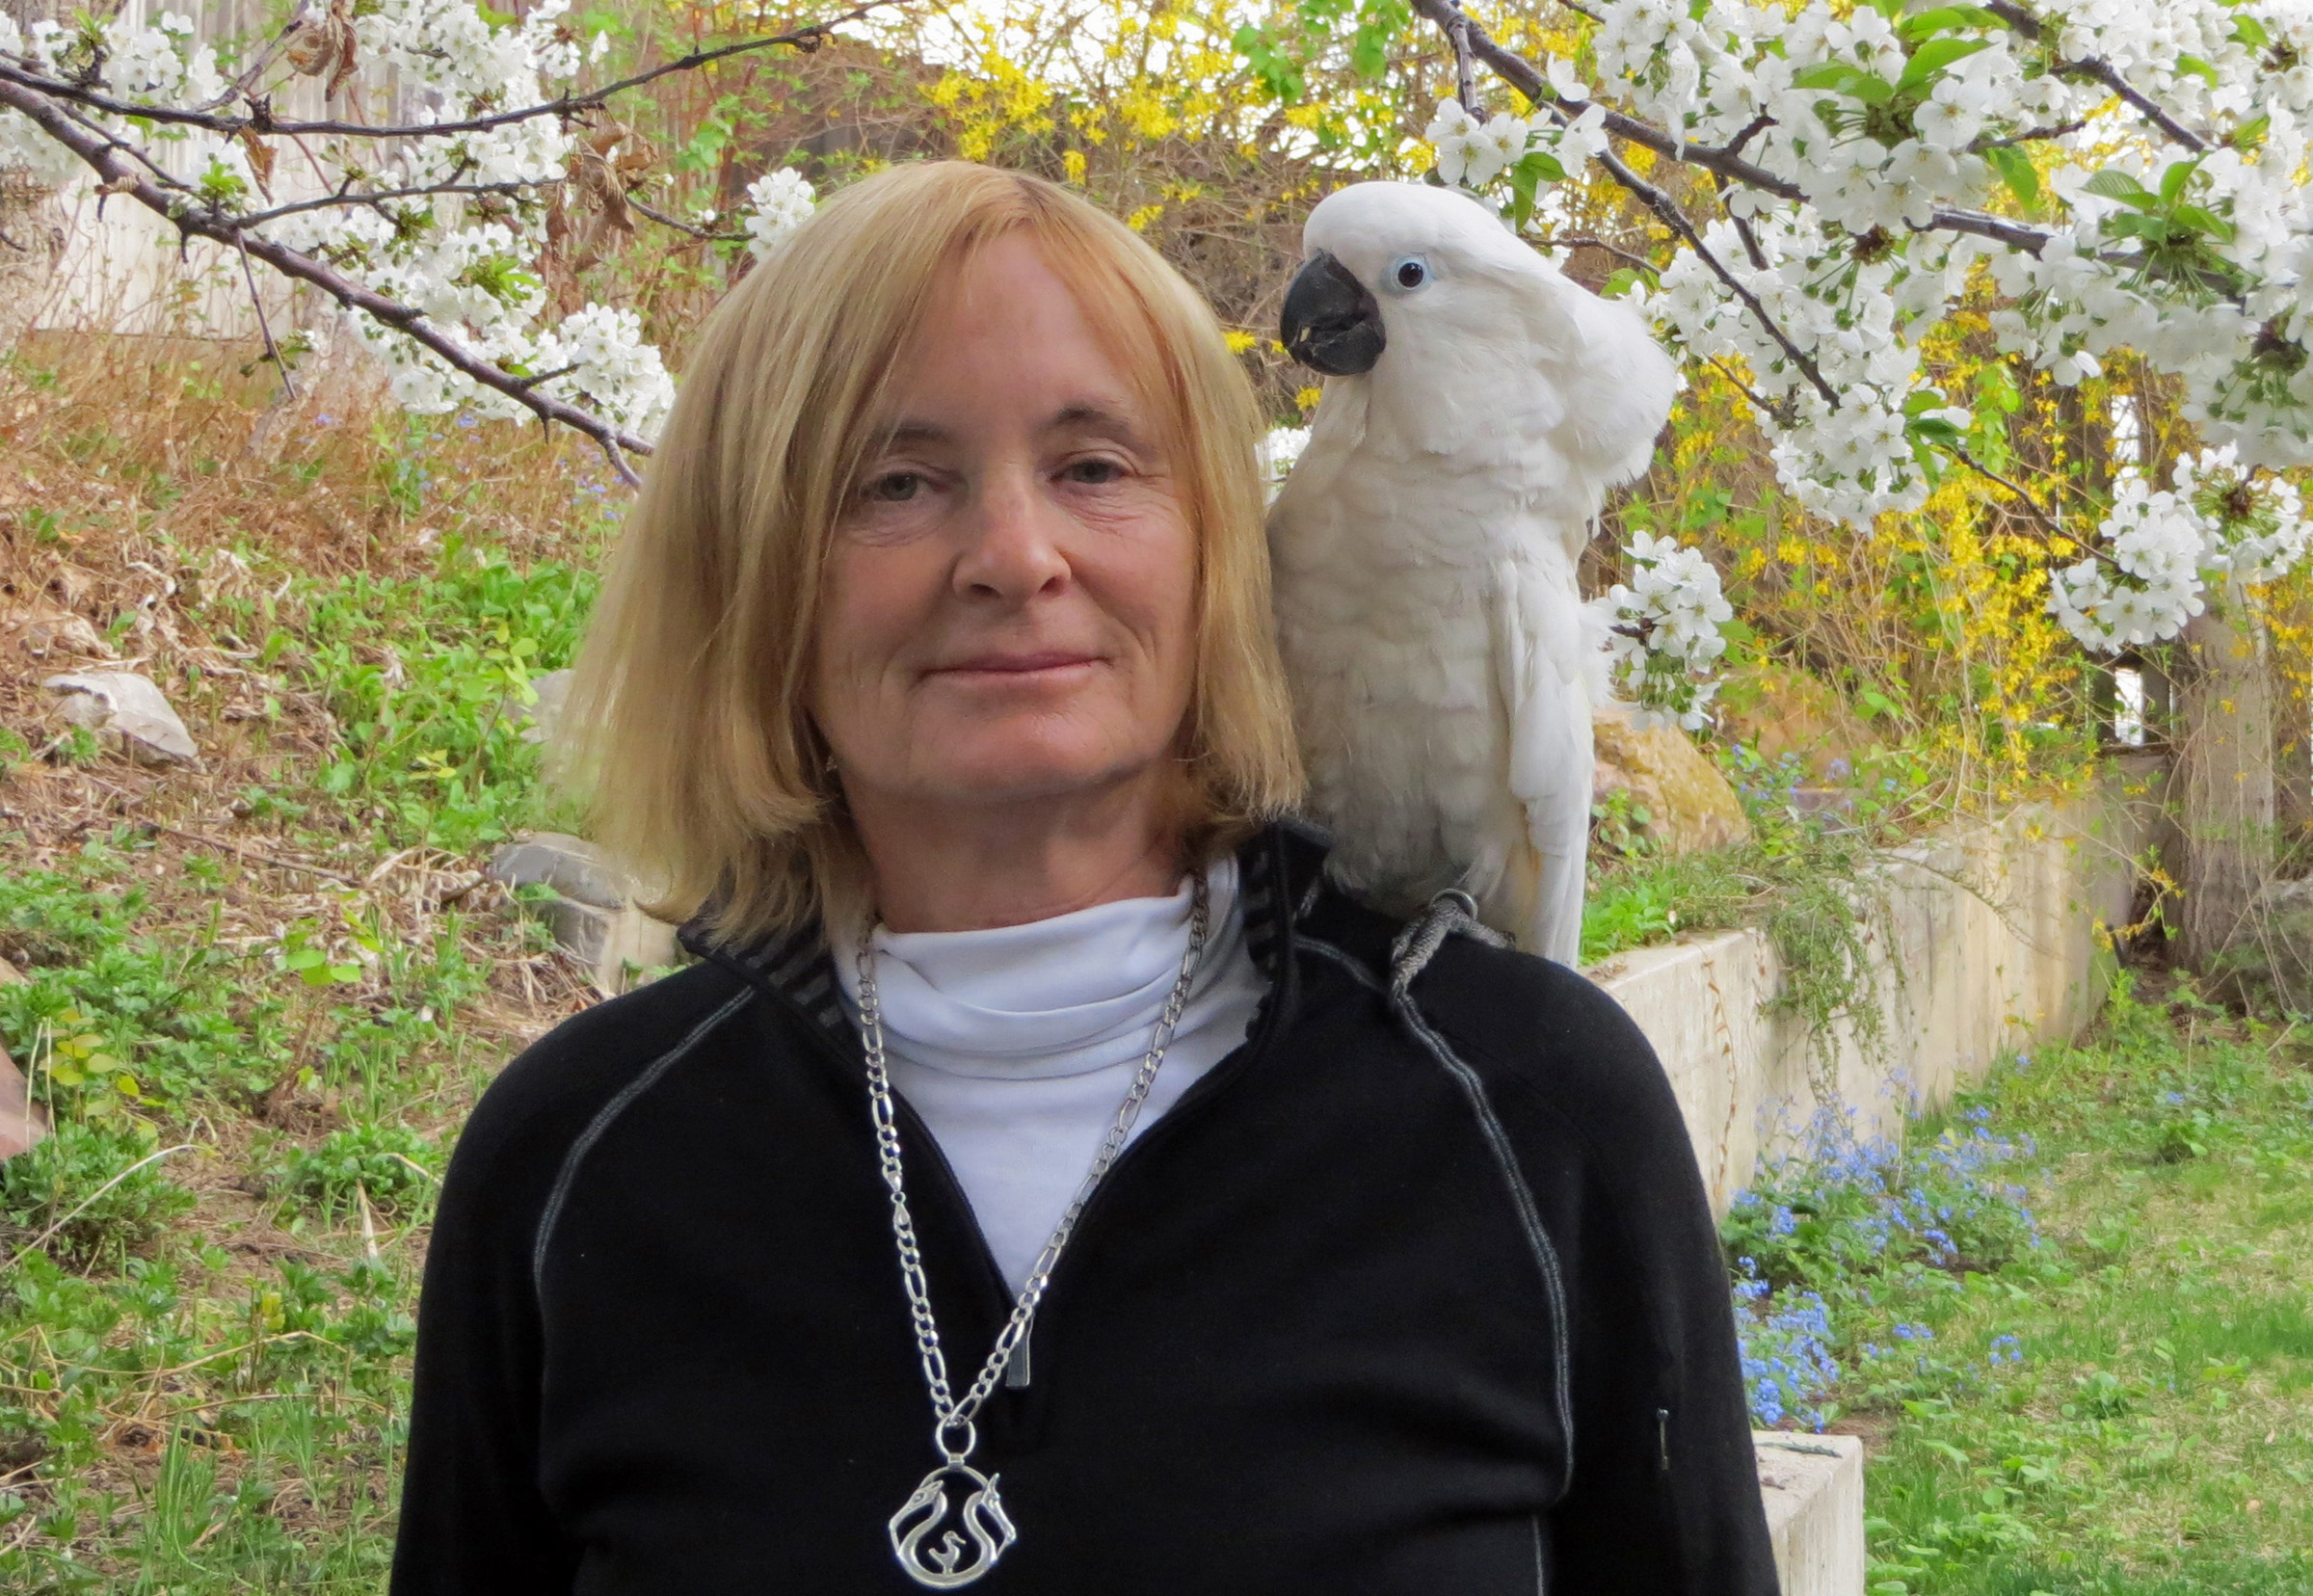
874;420;953;450
1047;402;1148;447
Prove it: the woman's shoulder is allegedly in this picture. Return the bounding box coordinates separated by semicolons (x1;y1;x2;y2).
444;959;760;1204
1295;884;1676;1148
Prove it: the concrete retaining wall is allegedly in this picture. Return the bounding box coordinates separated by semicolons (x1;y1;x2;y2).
1588;802;2140;1217
1592;802;2140;1596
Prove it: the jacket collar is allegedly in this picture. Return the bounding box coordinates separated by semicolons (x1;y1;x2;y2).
676;819;1333;1047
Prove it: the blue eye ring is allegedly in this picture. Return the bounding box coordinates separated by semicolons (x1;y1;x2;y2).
1391;255;1431;290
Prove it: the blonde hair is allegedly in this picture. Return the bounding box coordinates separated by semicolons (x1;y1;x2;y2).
559;161;1303;946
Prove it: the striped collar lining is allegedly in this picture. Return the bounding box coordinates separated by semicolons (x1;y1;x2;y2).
677;820;1332;1046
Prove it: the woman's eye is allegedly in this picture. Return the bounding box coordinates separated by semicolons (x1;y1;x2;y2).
1393;256;1430;290
864;471;922;503
1063;458;1125;485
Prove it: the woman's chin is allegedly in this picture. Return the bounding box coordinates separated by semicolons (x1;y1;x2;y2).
912;743;1154;810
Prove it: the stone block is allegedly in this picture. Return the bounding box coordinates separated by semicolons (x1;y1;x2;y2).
487;833;680;994
488;832;629;910
1755;1432;1865;1596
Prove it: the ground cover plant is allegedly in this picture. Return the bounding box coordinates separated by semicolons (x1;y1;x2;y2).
1727;975;2313;1595
0;338;604;1590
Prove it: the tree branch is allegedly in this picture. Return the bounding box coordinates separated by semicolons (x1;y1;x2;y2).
1978;0;2210;153
231;177;548;229
1405;0;1803;201
626;194;747;244
0;74;652;482
1532;232;1657;272
0;3;897;142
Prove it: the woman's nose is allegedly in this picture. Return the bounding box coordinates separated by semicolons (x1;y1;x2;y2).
952;466;1070;601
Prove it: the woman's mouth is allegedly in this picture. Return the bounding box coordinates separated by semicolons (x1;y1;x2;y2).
928;651;1101;681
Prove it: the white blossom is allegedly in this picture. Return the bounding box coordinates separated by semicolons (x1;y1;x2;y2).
1600;530;1733;731
1261;425;1311;502
743;169;817;261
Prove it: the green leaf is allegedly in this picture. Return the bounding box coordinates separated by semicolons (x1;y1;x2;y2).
2083;169;2156;207
1795;61;1896;104
2174;53;2219;87
1899;5;2008;40
1898;36;1993;95
2170;203;2236;242
2233;14;2270;48
2157;157;2201;206
2228;114;2270;153
1984;143;2038;204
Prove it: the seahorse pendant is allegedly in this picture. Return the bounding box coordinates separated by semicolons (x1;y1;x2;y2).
889;1462;1019;1588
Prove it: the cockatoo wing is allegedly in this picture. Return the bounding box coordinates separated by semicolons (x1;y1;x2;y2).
1509;267;1682;563
1488;545;1595;967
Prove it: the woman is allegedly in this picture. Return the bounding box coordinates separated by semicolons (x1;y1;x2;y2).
391;161;1777;1594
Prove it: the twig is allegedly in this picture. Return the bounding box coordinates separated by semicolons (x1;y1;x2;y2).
1449;12;1480;117
0;4;895;142
626;195;746;243
230;177;547;230
1951;443;2099;558
1405;0;1802;201
1979;1;2210;154
1532;233;1656;272
1416;0;1839;409
137;820;362;886
235;231;295;403
8;1144;196;1270
0;73;655;469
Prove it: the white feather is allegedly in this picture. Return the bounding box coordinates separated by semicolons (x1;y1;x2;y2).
1268;181;1676;963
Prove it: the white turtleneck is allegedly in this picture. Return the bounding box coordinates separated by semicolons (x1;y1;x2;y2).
833;857;1266;1294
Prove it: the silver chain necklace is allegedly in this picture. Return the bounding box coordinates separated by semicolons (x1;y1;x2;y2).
854;870;1211;1589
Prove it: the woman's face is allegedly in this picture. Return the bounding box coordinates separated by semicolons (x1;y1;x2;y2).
812;233;1198;827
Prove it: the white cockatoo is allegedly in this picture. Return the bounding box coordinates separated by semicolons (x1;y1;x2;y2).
1268;180;1677;964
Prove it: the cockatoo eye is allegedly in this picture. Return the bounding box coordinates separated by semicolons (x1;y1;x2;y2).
1391;256;1431;290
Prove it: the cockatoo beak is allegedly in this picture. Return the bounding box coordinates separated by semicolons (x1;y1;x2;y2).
1280;250;1385;376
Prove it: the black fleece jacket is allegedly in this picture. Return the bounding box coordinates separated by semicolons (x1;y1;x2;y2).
389;822;1779;1595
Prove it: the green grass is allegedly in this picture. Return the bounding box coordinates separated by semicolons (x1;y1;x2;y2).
1732;979;2313;1595
1;511;590;1587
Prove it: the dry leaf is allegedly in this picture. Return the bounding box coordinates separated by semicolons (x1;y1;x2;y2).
240;126;278;195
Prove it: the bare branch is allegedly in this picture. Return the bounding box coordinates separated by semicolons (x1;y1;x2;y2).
1950;442;2089;552
626;195;747;244
1972;119;2087;151
1979;0;2211;153
1448;12;1480;118
0;4;899;142
1405;0;1802;200
235;231;296;403
0;74;653;472
1531;233;1657;272
1413;0;1839;412
232;178;548;229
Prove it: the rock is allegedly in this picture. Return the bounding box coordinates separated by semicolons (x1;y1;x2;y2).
0;1038;47;1161
1592;701;1751;855
488;832;680;994
515;668;572;747
1715;662;1874;782
488;832;629;909
41;671;199;766
1755;1432;1866;1596
0;954;22;986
